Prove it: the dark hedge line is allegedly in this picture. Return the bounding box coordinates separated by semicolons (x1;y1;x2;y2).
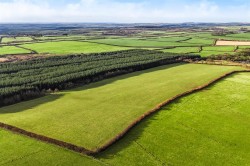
0;49;200;106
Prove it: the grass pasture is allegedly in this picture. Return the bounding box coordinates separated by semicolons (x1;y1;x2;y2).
98;72;250;166
0;64;243;151
238;46;250;52
181;37;214;45
162;47;199;54
90;38;174;47
2;37;33;43
146;36;190;42
198;46;235;57
0;46;31;55
0;129;103;166
90;38;201;48
20;41;131;54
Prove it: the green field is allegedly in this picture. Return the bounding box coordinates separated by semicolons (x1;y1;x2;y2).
34;35;87;41
20;41;131;54
146;36;190;42
0;129;103;166
238;46;250;51
2;37;33;43
0;64;243;151
1;71;249;166
181;37;214;45
193;32;250;41
197;46;235;57
97;72;250;165
90;38;201;48
0;46;31;55
162;47;199;54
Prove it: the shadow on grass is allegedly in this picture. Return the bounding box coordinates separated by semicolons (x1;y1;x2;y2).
65;63;185;93
0;63;184;114
94;72;242;160
94;102;175;159
0;94;64;114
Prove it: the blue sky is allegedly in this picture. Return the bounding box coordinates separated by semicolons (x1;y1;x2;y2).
0;0;249;23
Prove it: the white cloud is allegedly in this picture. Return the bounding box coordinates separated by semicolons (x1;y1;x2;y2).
0;0;249;23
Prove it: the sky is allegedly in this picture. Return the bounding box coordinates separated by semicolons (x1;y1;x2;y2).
0;0;249;23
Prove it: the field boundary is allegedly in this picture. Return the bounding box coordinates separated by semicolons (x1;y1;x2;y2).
0;122;93;155
0;69;249;155
94;69;250;154
14;45;38;54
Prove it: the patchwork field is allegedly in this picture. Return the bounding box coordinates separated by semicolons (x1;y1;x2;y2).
20;41;131;54
97;72;250;165
1;31;250;57
0;64;243;152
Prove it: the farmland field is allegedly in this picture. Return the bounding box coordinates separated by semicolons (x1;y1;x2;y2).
198;46;235;57
1;23;250;166
216;40;250;46
1;31;250;57
1;71;249;166
90;38;202;48
0;129;103;166
0;46;31;55
162;47;199;54
97;72;250;165
20;41;131;54
0;64;243;151
180;37;214;45
1;37;33;43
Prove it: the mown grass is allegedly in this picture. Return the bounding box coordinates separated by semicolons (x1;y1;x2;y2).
34;35;87;41
0;129;103;166
20;41;131;54
2;37;33;43
203;46;235;52
181;37;214;45
238;46;250;51
199;51;234;57
197;46;235;57
90;38;200;48
97;72;250;166
146;36;190;42
0;46;31;55
0;64;243;151
90;38;172;47
162;47;199;54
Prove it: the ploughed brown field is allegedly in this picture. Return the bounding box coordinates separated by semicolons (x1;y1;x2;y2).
216;40;250;46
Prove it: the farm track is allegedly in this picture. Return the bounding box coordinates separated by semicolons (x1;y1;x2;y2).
0;69;249;156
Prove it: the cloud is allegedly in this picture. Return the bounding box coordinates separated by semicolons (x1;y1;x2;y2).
0;0;249;23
